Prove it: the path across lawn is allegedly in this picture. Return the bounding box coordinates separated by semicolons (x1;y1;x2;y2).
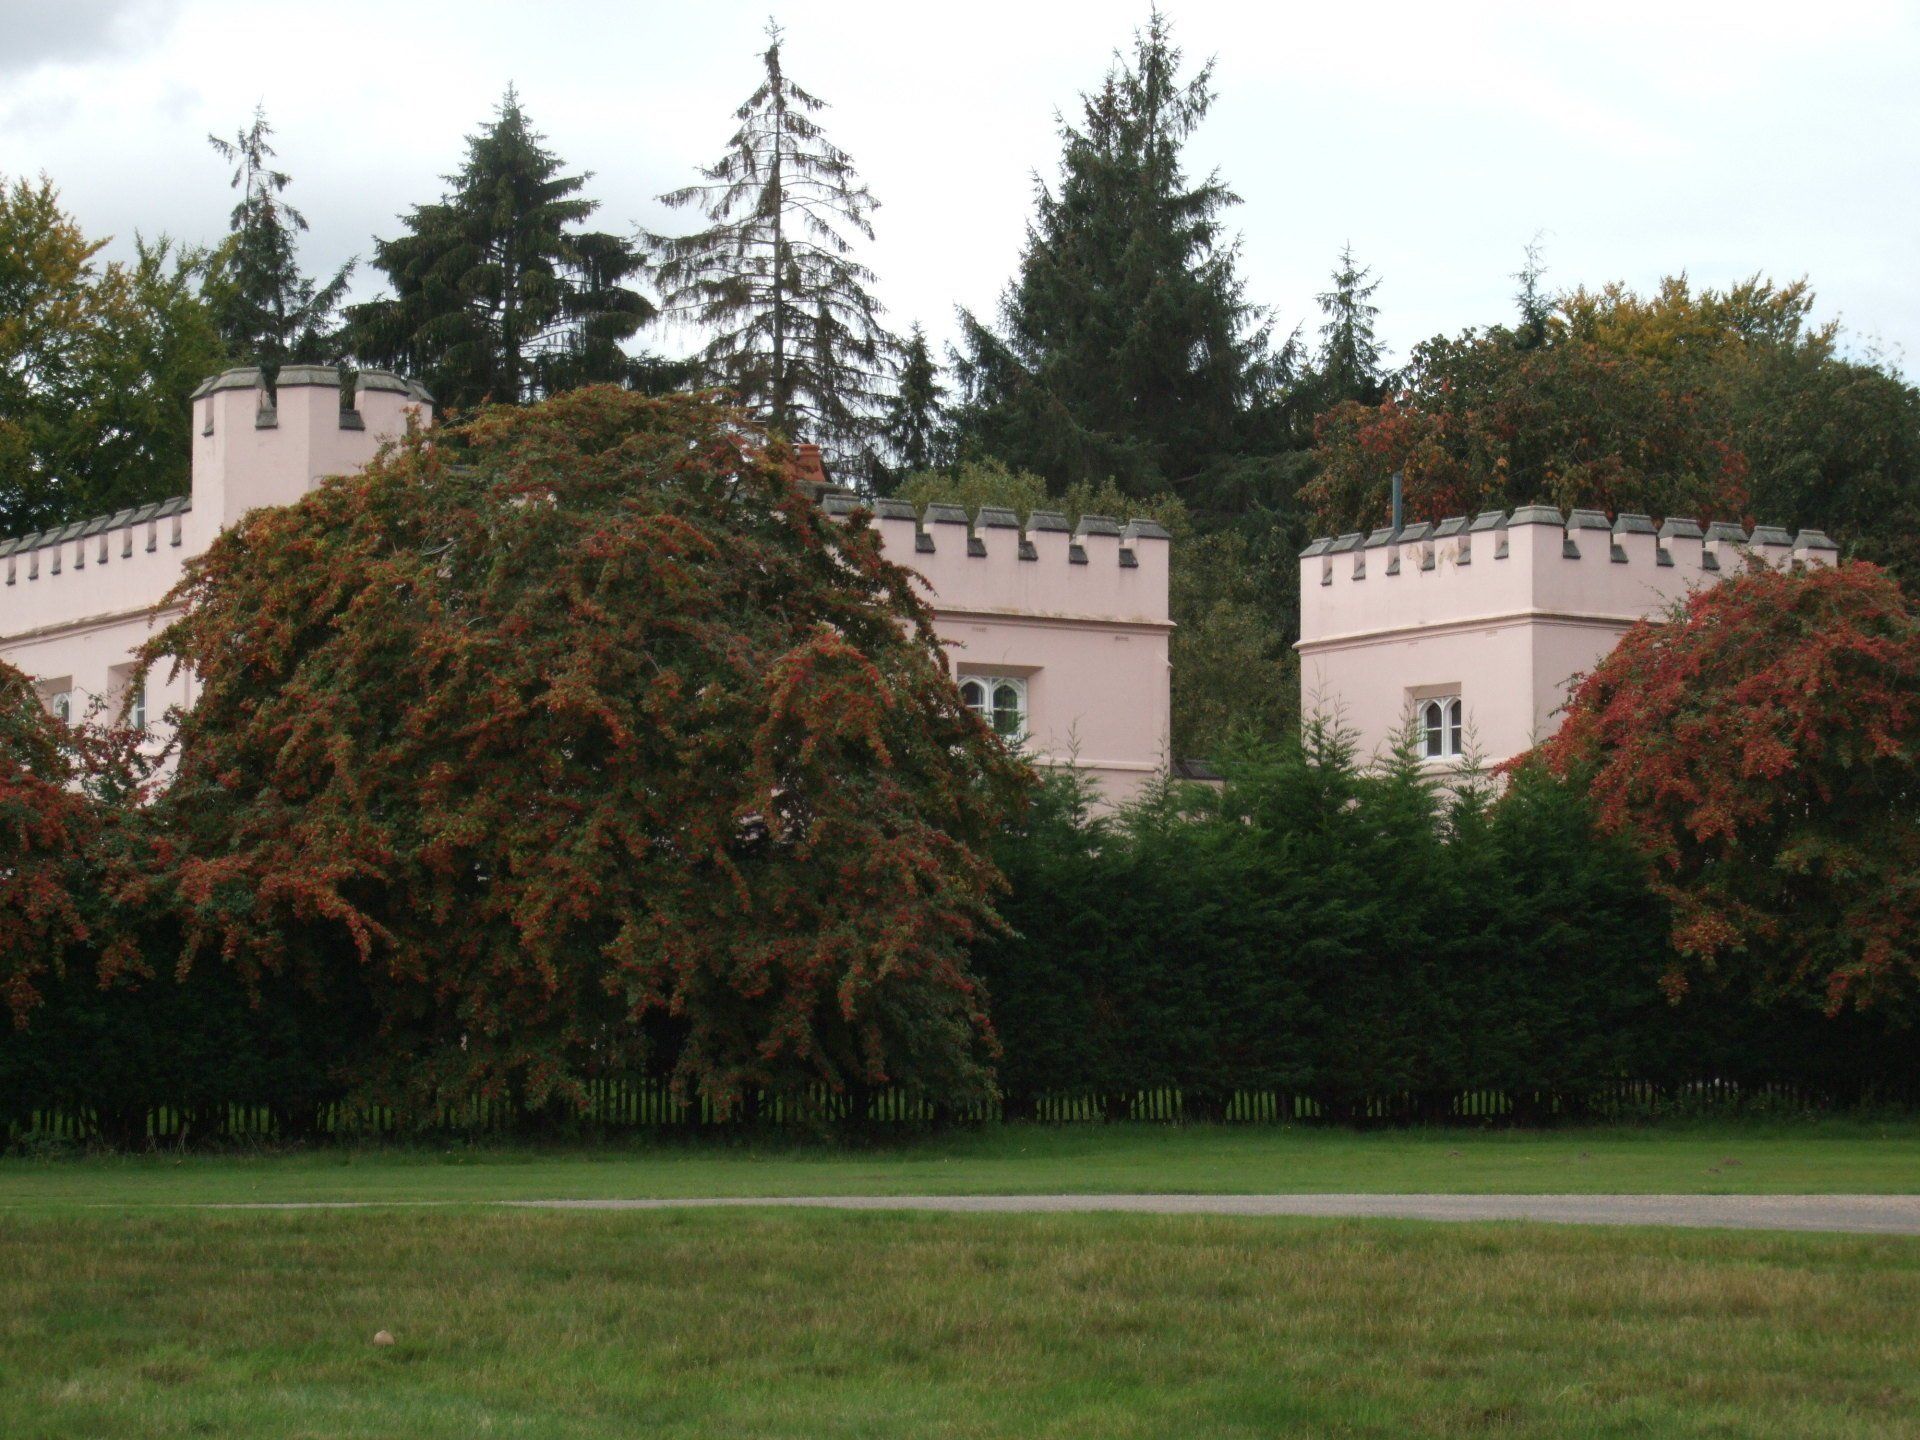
205;1190;1920;1234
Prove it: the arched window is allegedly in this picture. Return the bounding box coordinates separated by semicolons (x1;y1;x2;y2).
1421;696;1463;759
50;690;71;726
960;674;1028;742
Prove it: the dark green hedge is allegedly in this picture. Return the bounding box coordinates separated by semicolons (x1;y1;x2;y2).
6;725;1914;1141
978;727;1918;1120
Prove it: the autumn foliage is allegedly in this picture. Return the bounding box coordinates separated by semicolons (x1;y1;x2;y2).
138;388;1027;1115
1542;560;1920;1014
0;662;97;1027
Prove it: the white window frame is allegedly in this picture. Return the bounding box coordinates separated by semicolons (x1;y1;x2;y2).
1420;694;1464;761
959;673;1029;743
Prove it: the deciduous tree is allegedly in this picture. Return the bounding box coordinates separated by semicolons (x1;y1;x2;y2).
143;387;1027;1116
0;176;226;532
1541;560;1920;1015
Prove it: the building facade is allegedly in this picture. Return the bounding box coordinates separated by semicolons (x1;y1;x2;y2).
0;367;1174;805
1297;506;1839;769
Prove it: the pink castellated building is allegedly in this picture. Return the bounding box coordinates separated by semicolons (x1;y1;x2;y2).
0;366;1174;805
1297;504;1839;769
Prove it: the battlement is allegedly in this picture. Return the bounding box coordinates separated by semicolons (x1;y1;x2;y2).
822;495;1171;628
1299;507;1837;647
189;365;434;529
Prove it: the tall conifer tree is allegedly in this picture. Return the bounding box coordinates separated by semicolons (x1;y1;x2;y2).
203;106;352;377
647;22;893;464
1312;243;1386;406
880;323;949;477
950;10;1279;504
349;90;656;409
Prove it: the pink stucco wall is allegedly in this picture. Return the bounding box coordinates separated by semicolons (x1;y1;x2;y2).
832;496;1174;805
1298;507;1838;768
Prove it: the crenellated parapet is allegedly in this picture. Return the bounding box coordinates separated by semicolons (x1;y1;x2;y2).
1297;502;1843;771
190;365;433;528
818;492;1173;804
821;494;1171;628
1300;506;1837;646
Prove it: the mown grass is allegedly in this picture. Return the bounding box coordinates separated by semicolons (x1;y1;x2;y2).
3;1205;1916;1438
3;1118;1918;1210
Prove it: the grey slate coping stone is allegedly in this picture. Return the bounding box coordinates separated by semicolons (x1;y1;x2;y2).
820;494;860;517
1075;514;1123;537
1510;504;1564;526
1328;532;1364;554
1365;526;1398;547
1568;508;1611;530
1794;529;1839;551
1125;518;1172;540
976;506;1021;530
1705;521;1749;544
923;503;970;526
195;367;263;397
358;369;413;394
1397;522;1433;543
276;364;341;388
1613;513;1658;535
872;498;917;520
1469;510;1509;532
1750;525;1794;547
1299;536;1333;558
1431;516;1467;538
1659;517;1705;541
1027;510;1071;533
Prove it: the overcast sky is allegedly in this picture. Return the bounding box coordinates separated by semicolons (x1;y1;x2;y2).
4;0;1916;380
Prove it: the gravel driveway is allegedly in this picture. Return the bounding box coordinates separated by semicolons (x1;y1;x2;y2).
503;1192;1920;1235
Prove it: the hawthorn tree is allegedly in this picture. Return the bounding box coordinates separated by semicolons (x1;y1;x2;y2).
1541;560;1920;1015
143;387;1027;1117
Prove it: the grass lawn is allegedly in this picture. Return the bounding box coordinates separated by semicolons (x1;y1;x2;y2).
2;1119;1918;1210
3;1205;1917;1439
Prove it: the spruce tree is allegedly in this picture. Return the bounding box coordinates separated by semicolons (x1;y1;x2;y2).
647;22;893;464
1512;236;1551;350
203;106;352;376
349;89;656;409
949;10;1278;504
879;323;949;477
1311;242;1386;406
